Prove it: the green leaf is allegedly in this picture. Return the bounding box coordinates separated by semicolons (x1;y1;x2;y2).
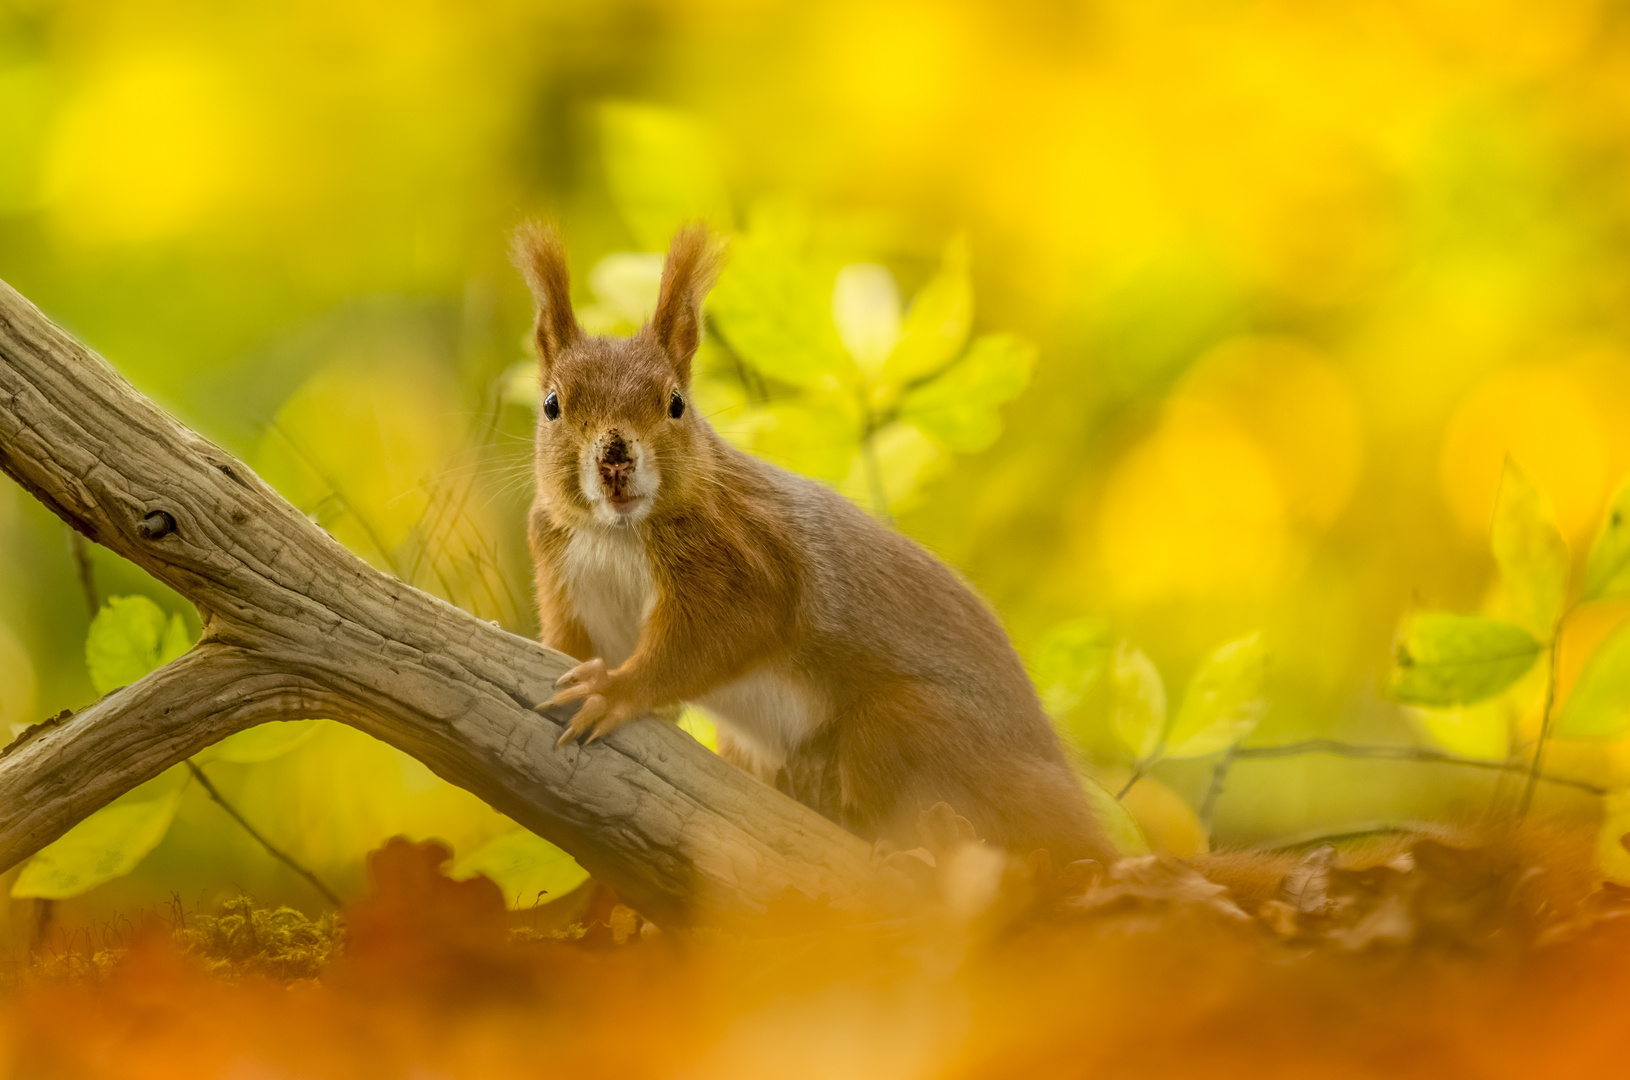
85;596;194;696
1111;642;1167;760
1385;613;1542;707
450;829;590;910
1031;617;1114;727
598;103;732;251
1491;460;1569;635
831;263;901;375
880;235;973;389
1553;622;1630;740
897;333;1035;453
708;231;855;390
1078;774;1151;857
209;720;322;765
12;767;186;899
1165;632;1268;758
1583;477;1630;602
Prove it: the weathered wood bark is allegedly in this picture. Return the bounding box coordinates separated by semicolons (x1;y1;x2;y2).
0;278;898;925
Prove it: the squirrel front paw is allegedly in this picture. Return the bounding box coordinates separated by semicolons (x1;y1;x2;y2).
537;658;647;747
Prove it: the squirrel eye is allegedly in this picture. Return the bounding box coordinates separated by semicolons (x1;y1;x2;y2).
668;391;685;420
542;391;560;421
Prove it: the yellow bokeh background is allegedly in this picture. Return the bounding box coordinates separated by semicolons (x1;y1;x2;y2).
3;0;1630;919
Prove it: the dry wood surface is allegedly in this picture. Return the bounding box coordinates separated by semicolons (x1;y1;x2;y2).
0;278;897;925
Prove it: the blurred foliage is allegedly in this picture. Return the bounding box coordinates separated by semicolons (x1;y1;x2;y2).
4;0;1630;926
11;765;184;900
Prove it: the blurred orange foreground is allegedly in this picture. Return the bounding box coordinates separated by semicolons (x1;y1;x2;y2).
5;829;1630;1079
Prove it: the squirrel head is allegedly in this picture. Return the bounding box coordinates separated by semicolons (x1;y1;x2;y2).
513;221;721;528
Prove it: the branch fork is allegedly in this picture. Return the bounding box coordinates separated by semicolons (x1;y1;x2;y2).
0;279;897;925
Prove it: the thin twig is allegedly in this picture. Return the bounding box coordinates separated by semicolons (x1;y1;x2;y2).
66;530;98;617
1115;761;1145;800
183;760;343;908
1231;739;1606;796
1197;744;1238;834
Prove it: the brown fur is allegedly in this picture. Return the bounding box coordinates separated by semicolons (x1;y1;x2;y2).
515;221;1113;864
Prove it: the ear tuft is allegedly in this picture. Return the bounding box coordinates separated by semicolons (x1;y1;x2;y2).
648;222;723;380
511;220;581;365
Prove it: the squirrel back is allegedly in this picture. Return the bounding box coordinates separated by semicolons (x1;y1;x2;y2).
518;221;1113;865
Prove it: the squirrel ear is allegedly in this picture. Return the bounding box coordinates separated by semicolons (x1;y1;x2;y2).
511;220;581;366
649;222;721;381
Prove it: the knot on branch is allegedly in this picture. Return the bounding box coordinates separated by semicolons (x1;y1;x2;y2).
135;510;176;540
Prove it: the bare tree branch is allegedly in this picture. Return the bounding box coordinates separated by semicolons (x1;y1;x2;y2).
0;278;897;926
1232;739;1607;796
0;645;319;871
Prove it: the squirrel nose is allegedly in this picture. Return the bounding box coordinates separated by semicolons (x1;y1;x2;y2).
597;431;635;493
601;432;631;466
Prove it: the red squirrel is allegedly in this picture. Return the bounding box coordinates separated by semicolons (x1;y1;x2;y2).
516;221;1113;864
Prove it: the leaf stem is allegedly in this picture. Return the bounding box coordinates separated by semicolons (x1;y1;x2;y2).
183;760;343;909
1518;610;1570;818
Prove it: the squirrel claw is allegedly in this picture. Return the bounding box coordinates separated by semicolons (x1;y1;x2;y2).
554;693;608;747
555;657;606;690
541;658;644;747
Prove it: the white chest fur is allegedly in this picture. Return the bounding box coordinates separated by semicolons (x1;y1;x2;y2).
560;525;653;667
697;669;822;772
559;523;823;769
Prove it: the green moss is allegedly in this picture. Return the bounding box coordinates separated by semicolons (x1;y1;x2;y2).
174;897;344;983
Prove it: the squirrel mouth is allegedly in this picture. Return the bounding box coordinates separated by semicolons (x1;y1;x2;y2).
605;491;643;514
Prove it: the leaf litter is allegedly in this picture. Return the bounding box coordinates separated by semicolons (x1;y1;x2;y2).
8;818;1630;1077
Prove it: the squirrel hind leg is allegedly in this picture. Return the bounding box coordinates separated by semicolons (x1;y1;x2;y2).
832;690;1117;865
